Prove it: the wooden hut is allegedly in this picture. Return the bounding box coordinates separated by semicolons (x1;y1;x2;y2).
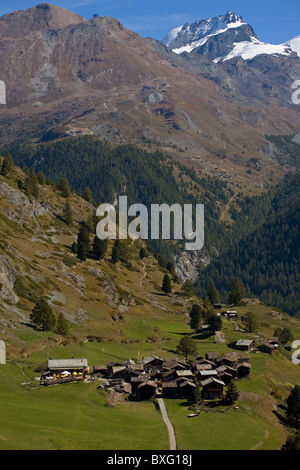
179;381;196;399
137;381;157;401
200;377;225;400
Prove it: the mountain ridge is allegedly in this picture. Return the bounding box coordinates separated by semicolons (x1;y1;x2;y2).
0;3;86;40
162;11;300;62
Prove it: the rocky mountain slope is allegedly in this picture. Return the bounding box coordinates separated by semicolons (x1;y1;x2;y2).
0;4;300;190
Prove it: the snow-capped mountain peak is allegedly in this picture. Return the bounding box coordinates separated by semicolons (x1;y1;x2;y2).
162;12;251;54
162;12;300;62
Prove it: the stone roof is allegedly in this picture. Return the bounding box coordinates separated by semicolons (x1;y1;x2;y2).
48;358;88;369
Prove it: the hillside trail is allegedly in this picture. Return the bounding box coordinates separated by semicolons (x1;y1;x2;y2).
220;192;237;222
157;398;177;450
139;261;147;287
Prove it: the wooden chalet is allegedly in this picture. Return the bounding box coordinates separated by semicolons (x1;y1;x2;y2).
179;380;196;399
214;304;223;309
106;361;123;377
111;365;128;380
205;352;219;362
237;362;251;379
192;363;212;374
268;337;279;347
41;358;89;385
221;311;238;319
162;381;178;398
216;364;237;379
258;342;276;355
162;359;188;371
200;377;225;400
93;365;108;376
137;380;157;401
175;370;193;380
235;339;255;351
217;371;233;385
141;355;164;373
161;369;177;382
197;369;218;381
223;352;249;369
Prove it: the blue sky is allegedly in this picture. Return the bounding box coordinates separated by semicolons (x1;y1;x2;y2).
0;0;300;44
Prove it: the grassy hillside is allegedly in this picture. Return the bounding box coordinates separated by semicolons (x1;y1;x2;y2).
0;159;299;450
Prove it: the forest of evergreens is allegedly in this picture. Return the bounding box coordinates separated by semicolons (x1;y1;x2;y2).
4;135;300;317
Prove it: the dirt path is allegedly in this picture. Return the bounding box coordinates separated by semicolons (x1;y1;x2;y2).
139;261;147;287
251;430;270;450
220;193;237;222
157;398;177;450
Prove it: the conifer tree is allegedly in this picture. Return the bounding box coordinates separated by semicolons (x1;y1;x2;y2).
224;382;239;405
77;242;87;262
207;281;220;304
189;304;204;332
1;151;14;176
176;336;197;361
228;278;245;304
93;236;107;260
57;178;71;198
63;199;73;226
111;244;120;264
56;313;69;336
81;186;93;204
30;298;56;332
242;311;260;333
162;274;172;294
77;227;90;252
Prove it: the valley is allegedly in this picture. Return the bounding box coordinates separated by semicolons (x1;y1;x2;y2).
0;3;299;453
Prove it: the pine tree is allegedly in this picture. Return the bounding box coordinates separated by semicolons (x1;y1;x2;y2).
162;274;172;294
71;241;78;254
37;171;46;185
63;199;73;226
24;177;33;196
176;336;197;361
166;261;175;276
77;242;87;262
242;312;260;333
228;278;245;304
56;313;69;336
81;186;93;204
189;304;204;332
207;281;220;304
207;314;222;333
1;151;14;176
274;327;294;345
57;178;71;198
77;227;90;252
181;279;195;297
139;247;147;259
224;382;239;405
111;245;120;264
85;215;95;233
203;296;212;311
93;236;107;260
30;298;56;332
30;169;39;198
